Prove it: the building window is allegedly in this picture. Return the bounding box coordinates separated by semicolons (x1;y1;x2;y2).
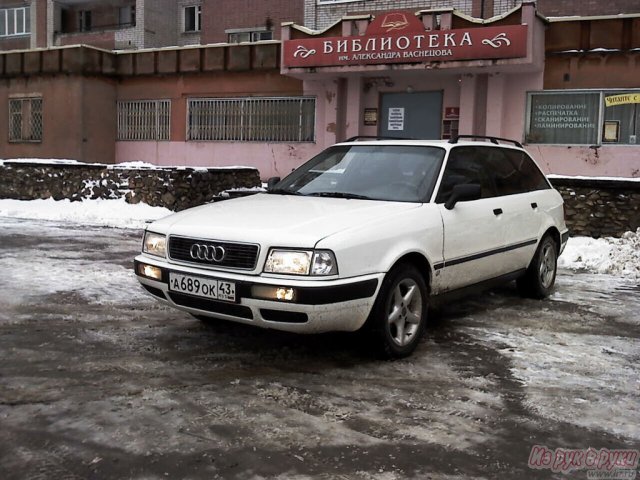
526;91;600;145
526;90;640;145
0;7;31;37
184;5;201;32
117;100;171;141
9;97;43;143
118;6;135;27
79;10;92;32
227;30;273;43
602;91;640;145
187;97;316;142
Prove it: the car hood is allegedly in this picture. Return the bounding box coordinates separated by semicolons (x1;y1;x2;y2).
149;193;422;247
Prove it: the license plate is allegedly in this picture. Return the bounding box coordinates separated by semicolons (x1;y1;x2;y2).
169;272;236;302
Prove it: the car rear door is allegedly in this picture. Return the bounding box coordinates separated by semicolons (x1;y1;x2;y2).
489;148;552;271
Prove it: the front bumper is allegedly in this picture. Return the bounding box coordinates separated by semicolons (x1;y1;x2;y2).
134;255;382;333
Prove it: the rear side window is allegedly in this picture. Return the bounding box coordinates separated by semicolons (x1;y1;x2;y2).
435;147;498;203
491;149;550;195
436;146;550;203
506;150;550;192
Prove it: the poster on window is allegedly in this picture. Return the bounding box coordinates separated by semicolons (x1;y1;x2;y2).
388;108;405;131
604;91;640;145
527;92;600;144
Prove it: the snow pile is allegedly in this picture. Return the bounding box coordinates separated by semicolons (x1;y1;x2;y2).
112;161;158;169
547;174;640;183
1;158;256;171
559;229;640;279
0;158;84;166
0;197;171;229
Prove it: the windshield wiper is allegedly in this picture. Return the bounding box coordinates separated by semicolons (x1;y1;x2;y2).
267;188;304;196
308;192;372;200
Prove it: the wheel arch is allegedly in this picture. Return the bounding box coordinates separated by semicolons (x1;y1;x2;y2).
542;226;561;253
389;252;433;292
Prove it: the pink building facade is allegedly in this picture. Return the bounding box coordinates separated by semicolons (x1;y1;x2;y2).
280;2;639;179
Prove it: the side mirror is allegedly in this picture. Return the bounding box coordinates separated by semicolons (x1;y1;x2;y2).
444;183;481;210
266;177;281;191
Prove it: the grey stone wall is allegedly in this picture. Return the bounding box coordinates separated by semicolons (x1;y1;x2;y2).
0;162;261;211
550;178;640;238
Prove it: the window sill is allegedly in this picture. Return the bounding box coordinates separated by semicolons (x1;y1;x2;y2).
0;33;31;39
317;0;362;4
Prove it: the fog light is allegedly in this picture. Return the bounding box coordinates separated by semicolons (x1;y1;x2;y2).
251;285;296;302
276;287;295;301
138;263;163;281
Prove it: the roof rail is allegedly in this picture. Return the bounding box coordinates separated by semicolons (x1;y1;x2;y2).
344;135;413;142
449;135;523;148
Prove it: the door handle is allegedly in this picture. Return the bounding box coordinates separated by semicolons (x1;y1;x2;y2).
493;208;503;216
531;202;538;209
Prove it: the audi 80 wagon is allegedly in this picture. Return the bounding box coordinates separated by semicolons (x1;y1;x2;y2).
135;136;568;358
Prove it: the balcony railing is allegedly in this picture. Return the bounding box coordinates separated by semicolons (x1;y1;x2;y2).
57;21;135;35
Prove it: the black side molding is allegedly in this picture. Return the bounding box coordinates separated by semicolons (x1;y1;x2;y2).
431;269;527;307
434;239;538;270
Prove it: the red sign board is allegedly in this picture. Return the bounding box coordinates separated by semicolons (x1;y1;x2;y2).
283;18;528;69
445;107;460;119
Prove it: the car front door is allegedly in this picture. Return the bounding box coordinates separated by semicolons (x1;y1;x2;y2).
433;146;511;293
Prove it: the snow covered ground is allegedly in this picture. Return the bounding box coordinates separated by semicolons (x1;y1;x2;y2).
0;199;638;478
0;197;171;229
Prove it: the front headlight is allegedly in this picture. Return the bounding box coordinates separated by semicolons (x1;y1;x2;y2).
264;249;338;276
142;231;167;258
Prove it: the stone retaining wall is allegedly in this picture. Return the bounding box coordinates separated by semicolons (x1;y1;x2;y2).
0;162;261;211
550;177;640;238
1;162;638;237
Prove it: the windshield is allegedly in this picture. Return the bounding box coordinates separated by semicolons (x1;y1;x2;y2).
272;145;446;202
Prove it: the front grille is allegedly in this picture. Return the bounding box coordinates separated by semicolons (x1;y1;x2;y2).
168;292;254;319
168;236;259;270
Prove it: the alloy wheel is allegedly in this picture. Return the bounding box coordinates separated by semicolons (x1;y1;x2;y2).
387;278;423;347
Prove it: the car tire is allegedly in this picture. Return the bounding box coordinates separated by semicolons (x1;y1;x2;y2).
517;235;558;299
365;263;428;359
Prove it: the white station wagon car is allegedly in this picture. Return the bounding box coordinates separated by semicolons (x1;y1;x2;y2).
135;136;568;358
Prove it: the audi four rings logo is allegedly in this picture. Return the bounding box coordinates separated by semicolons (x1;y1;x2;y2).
190;244;226;262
